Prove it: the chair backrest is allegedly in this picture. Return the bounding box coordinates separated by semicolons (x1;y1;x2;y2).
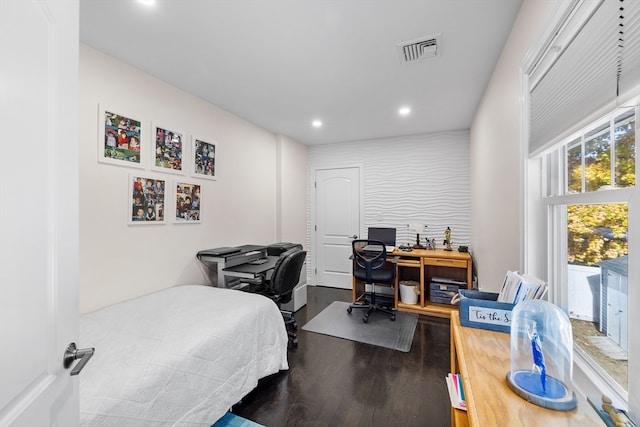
352;239;395;284
269;248;307;303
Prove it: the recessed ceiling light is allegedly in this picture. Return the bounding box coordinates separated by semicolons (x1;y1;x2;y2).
399;106;411;116
137;0;156;6
312;120;323;128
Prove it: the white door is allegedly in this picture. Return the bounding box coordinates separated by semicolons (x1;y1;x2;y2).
0;0;80;426
314;167;361;289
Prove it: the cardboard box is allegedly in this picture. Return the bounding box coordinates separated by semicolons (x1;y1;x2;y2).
458;290;515;333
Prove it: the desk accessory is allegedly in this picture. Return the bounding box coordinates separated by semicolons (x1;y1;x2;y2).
506;300;577;411
458;290;515;333
443;226;453;251
458;246;468;253
410;223;426;249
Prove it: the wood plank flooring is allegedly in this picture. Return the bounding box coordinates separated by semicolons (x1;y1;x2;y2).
232;286;452;427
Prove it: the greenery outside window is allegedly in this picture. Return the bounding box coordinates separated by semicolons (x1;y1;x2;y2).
565;109;636;195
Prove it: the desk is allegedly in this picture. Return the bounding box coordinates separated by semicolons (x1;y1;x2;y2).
450;311;601;427
197;245;267;287
351;248;472;318
197;242;307;310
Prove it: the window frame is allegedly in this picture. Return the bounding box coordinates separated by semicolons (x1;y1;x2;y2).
521;0;640;415
527;106;638;412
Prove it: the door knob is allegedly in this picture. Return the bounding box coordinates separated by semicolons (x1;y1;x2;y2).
350;234;358;239
64;342;95;376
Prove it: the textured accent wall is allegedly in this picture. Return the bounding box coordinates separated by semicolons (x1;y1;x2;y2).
308;130;471;249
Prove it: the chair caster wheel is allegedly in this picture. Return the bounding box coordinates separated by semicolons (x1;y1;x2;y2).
347;306;352;314
390;315;396;321
363;315;369;323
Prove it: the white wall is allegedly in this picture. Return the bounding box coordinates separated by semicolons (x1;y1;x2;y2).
79;45;306;313
308;131;471;263
276;134;308;246
470;0;556;292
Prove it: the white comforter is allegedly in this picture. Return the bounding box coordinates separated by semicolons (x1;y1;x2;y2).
79;285;289;426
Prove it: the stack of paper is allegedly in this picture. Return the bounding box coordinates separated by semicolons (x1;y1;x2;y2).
445;373;466;411
497;271;548;304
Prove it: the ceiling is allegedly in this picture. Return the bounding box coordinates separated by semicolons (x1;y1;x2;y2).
79;0;523;145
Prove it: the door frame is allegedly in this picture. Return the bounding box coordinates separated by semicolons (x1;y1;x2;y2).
310;164;365;287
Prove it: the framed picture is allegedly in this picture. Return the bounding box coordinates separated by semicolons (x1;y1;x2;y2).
128;174;166;224
99;105;145;167
151;124;185;174
174;182;201;223
192;137;217;179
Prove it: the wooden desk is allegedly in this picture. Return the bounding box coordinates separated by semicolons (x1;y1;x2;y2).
450;311;602;427
352;248;472;318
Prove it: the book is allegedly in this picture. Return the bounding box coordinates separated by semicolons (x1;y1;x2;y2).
497;270;548;304
445;373;467;411
456;373;465;403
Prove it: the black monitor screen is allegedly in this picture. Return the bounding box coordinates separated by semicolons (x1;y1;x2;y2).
367;227;396;246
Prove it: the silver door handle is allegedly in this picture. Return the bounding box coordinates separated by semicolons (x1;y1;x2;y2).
64;342;95;376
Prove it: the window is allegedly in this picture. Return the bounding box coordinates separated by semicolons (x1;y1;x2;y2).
564;110;636;195
541;107;636;407
567;202;628;391
523;0;640;415
614;110;636;189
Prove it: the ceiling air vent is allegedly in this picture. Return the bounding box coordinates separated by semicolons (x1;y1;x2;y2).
397;34;441;64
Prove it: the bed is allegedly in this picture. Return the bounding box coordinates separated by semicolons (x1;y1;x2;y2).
79;285;289;426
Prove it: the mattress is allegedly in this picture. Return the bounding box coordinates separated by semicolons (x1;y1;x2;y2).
79;285;289;426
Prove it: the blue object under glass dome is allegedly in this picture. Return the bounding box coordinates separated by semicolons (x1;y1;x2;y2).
506;299;578;411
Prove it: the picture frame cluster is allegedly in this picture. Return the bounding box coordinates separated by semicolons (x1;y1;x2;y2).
98;105;214;225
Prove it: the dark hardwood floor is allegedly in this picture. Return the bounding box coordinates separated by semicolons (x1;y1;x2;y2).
233;286;452;427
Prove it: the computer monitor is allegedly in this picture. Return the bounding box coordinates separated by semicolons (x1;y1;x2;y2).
367;227;396;247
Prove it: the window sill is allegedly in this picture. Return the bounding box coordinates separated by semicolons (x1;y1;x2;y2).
572;346;628;413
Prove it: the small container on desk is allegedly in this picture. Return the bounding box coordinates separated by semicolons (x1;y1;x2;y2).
458;289;515;333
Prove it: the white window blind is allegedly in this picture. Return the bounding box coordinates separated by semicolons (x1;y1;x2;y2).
619;0;640;104
529;0;640;155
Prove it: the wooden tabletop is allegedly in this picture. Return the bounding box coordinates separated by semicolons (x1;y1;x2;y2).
451;312;602;427
391;247;472;260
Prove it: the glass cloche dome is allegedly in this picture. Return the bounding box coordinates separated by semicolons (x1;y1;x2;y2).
506;299;578;411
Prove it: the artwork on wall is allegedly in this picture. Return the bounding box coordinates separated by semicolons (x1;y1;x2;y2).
99;105;144;167
129;174;166;224
152;124;185;174
174;182;201;223
192;137;217;179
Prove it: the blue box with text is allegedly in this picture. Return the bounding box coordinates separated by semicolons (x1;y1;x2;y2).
458;290;515;333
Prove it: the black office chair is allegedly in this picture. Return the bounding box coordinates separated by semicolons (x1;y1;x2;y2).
254;247;306;348
347;239;397;322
